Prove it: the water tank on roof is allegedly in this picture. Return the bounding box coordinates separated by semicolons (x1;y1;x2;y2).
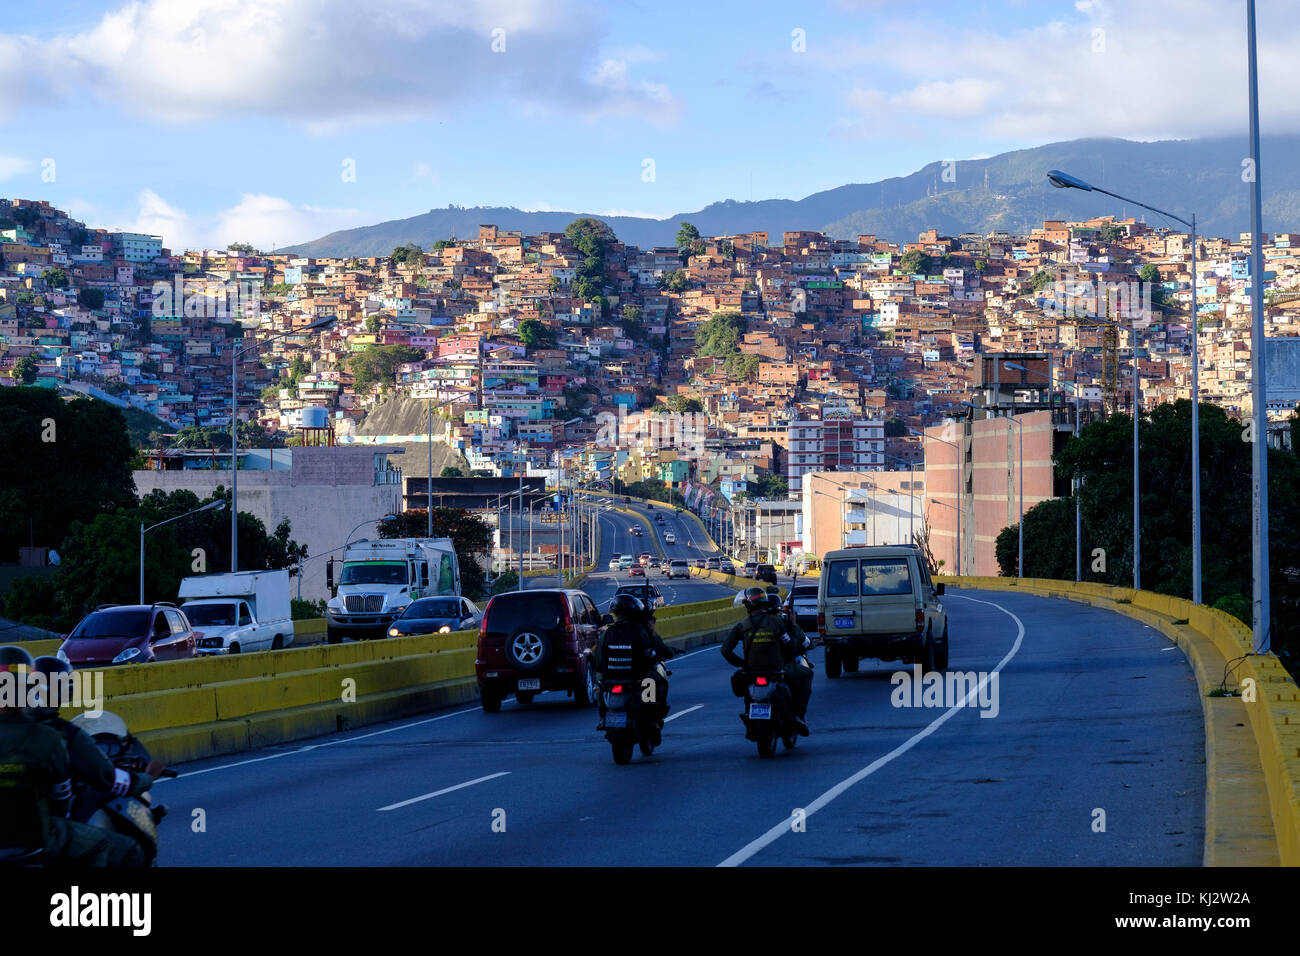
301;406;329;429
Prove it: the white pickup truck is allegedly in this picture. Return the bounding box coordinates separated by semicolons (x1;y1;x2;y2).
180;570;294;655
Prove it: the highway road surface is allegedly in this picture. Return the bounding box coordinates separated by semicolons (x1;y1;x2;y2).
156;587;1204;866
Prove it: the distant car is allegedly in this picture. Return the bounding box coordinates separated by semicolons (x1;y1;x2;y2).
719;561;735;575
389;596;482;637
624;496;632;504
608;558;621;571
58;604;198;667
619;555;634;569
655;514;665;523
664;532;676;545
668;559;690;579
755;564;778;584
692;558;706;569
614;583;665;610
628;565;645;577
638;553;652;566
742;562;758;578
705;557;720;571
647;503;654;510
782;584;820;631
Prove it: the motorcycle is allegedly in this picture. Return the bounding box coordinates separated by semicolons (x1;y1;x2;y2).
601;661;670;765
0;711;175;868
70;711;176;865
741;671;800;758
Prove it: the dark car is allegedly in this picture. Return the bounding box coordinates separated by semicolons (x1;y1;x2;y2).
614;583;664;610
58;604;198;667
755;564;778;584
388;596;482;638
475;589;604;712
783;583;820;630
719;561;736;575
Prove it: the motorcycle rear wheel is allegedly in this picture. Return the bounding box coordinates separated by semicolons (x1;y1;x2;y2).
756;727;776;758
611;733;634;765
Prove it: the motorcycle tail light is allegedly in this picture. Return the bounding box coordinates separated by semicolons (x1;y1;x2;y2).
611;684;624;694
755;676;768;686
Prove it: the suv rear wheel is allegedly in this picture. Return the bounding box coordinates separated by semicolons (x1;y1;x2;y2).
481;686;503;712
824;646;842;679
506;630;551;671
935;621;949;671
918;631;937;675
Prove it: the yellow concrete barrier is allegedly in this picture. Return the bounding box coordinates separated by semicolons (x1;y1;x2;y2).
952;575;1298;866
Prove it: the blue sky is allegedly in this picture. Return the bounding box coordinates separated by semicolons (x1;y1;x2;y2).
1;0;1296;251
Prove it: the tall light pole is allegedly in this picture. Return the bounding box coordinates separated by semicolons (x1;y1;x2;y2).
1047;168;1196;597
231;314;336;572
911;427;961;576
1246;0;1271;654
140;500;225;603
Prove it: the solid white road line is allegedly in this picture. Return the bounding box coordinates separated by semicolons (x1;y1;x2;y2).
663;703;704;723
717;593;1026;867
377;772;511;812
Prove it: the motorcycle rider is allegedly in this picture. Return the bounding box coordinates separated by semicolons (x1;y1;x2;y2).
594;594;675;739
31;656;160;830
0;646;144;867
721;587;812;735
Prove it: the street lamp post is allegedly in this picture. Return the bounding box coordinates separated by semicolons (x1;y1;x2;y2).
230;314;336;573
140;499;226;603
1047;168;1195;598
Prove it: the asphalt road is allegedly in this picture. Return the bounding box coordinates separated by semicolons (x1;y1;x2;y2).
156;587;1204;866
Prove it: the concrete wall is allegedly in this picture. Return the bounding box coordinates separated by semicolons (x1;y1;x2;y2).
134;454;405;602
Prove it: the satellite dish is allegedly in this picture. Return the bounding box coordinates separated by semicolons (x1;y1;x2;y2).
47;550;60;566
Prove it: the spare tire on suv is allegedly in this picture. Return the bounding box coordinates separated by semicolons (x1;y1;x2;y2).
506;628;552;671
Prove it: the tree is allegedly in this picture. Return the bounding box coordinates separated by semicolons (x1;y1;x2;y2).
41;268;69;289
898;250;932;275
1099;223;1126;243
694;311;747;357
349;344;425;394
1030;270;1055;292
13;355;37;385
994;498;1076;578
754;474;788;499
660;270;688;293
884;416;907;437
676;222;701;258
390;244;424;267
378;508;492;600
77;288;106;310
0;389;137;564
2;487;306;632
666;395;704;414
440;467;464;477
518;318;557;350
227;242;255;254
723;352;760;382
365;314;382;334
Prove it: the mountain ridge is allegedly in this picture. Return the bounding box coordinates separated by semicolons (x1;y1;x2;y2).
278;135;1300;256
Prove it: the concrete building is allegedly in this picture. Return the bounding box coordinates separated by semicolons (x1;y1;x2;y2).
134;445;406;602
921;408;1071;577
801;470;925;559
786;414;885;497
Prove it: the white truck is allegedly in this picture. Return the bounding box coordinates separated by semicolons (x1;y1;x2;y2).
179;570;294;656
325;537;461;643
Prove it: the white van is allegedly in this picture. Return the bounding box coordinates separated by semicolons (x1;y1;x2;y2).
180;570;293;655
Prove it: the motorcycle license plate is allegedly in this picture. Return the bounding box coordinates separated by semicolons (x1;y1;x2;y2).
517;678;541;691
606;712;627;728
834;616;853;628
748;703;772;720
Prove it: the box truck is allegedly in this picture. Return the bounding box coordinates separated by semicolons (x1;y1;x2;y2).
178;569;294;655
325;537;461;643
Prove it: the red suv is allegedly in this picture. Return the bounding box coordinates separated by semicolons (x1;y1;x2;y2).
476;589;604;712
58;603;198;667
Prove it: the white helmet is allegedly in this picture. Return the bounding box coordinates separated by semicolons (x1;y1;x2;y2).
71;710;129;741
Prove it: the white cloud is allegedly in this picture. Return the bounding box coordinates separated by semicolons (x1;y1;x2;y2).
3;0;675;128
821;0;1300;141
0;155;34;181
111;190;359;253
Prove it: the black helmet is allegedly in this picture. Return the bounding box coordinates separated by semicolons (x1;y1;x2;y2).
742;587;768;613
0;646;34;714
610;594;644;620
31;656;72;721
